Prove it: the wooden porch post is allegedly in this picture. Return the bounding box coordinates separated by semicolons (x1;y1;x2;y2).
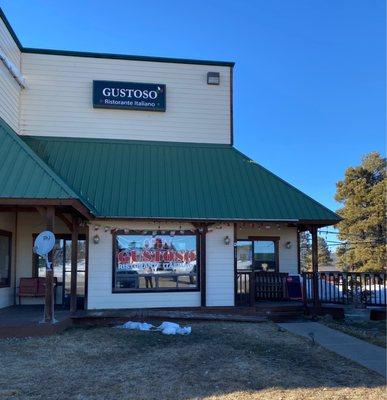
310;225;320;309
70;216;79;313
193;223;209;307
44;206;55;323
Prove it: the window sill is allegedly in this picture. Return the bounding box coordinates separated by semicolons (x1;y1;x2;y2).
112;288;200;294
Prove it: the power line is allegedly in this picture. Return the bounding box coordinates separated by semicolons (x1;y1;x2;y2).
318;229;382;239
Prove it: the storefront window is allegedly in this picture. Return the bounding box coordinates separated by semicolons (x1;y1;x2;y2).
113;232;198;292
0;230;11;287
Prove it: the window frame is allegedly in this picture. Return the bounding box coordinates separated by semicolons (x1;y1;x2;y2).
112;230;200;294
236;236;280;273
0;229;12;288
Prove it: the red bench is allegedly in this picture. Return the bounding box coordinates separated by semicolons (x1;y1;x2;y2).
18;277;57;305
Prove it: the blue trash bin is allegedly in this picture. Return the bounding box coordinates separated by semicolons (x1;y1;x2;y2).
286;274;303;300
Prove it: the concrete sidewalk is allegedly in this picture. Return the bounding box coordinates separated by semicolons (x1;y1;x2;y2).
278;321;386;376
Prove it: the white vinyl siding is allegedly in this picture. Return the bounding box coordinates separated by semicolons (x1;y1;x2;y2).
20;53;231;144
87;221;201;309
87;220;235;309
206;225;235;306
0;18;21;132
237;225;299;275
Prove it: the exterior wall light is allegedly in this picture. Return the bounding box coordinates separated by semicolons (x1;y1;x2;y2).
285;241;292;249
93;234;100;244
224;236;231;245
207;72;220;85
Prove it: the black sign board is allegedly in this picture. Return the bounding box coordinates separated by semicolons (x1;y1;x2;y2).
93;81;166;112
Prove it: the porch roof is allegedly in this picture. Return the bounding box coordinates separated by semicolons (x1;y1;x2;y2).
22;135;341;225
0;118;79;200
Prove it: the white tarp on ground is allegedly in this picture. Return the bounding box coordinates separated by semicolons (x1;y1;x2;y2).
122;321;154;331
121;321;191;335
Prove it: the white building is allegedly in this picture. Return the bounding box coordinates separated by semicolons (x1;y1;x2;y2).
0;9;340;314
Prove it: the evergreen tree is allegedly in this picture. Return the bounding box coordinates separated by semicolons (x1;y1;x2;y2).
317;236;333;266
335;152;386;272
299;232;333;271
299;232;311;271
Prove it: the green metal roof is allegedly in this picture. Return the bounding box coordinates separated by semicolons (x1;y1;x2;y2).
0;118;79;200
22;135;340;223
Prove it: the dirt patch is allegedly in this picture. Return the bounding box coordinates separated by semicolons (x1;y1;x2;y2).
0;321;385;400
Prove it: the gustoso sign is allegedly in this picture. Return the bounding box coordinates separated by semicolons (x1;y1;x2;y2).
116;248;196;272
93;80;166;111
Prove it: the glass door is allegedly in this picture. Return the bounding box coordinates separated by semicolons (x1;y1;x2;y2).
63;238;86;309
235;239;279;272
253;240;277;272
236;240;253;270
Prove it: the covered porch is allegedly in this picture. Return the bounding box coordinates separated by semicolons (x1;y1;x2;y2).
0;121;92;321
0;305;72;338
0;201;91;320
234;221;322;308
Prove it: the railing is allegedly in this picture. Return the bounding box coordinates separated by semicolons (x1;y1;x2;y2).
303;272;387;306
236;270;387;307
255;272;288;300
235;271;288;306
235;270;254;306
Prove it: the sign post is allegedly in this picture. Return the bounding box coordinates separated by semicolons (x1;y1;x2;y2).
33;230;57;323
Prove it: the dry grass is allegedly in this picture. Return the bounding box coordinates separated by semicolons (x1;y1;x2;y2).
0;321;385;400
319;316;386;348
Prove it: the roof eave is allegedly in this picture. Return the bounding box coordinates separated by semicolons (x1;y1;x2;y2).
93;215;341;225
0;198;94;220
22;47;235;67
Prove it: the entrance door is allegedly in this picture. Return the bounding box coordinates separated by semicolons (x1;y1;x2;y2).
34;234;86;309
62;237;86;309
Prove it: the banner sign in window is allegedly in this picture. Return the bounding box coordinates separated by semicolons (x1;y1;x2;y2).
113;233;198;292
93;80;166;112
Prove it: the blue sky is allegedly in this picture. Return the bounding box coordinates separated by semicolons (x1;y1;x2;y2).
1;0;385;219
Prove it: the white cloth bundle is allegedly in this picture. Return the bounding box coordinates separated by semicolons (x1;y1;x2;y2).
156;321;192;335
121;320;191;335
122;321;154;331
